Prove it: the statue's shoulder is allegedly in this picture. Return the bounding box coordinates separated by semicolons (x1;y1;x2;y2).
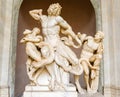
40;15;47;21
55;16;64;22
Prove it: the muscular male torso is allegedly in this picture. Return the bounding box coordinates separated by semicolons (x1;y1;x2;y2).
81;37;99;59
40;15;61;47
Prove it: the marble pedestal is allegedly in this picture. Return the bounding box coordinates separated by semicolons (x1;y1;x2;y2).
23;84;78;97
78;92;104;97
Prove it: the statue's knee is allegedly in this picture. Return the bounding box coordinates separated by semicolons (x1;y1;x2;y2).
84;69;89;76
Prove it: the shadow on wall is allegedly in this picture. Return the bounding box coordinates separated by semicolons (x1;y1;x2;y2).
15;0;96;97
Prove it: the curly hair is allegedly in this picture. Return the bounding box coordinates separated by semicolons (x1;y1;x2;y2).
47;3;62;16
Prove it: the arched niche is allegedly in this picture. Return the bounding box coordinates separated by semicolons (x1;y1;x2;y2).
14;0;102;97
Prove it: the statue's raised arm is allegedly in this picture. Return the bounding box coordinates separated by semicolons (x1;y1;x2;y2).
29;9;43;20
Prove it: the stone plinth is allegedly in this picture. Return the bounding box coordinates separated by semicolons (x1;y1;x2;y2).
23;84;78;97
78;92;104;97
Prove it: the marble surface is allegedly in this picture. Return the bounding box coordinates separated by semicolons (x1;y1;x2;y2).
23;84;77;97
78;92;104;97
25;84;76;91
24;92;77;97
23;85;104;97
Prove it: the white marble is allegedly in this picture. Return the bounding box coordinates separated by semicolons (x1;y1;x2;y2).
24;91;77;97
25;84;76;91
23;84;77;97
21;3;104;95
21;3;83;94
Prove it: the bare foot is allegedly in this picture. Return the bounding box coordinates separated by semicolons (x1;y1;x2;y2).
48;79;55;91
75;81;85;94
69;65;83;75
87;88;93;94
78;88;85;94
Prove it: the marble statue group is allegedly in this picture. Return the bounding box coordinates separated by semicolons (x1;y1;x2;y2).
21;3;104;96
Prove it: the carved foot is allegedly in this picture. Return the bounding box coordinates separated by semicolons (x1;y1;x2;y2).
77;87;85;94
69;65;83;75
88;89;97;94
75;81;85;94
48;79;55;91
87;88;94;94
48;80;67;91
54;82;67;91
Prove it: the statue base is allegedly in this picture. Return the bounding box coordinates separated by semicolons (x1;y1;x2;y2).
23;84;78;97
78;92;104;97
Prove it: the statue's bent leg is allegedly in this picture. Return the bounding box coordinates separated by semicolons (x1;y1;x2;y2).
57;43;79;66
81;61;91;92
55;52;71;72
26;42;41;61
46;62;56;90
90;59;100;93
91;70;99;93
56;45;83;75
32;43;54;68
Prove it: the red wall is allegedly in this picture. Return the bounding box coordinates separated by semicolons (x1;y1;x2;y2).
15;0;96;96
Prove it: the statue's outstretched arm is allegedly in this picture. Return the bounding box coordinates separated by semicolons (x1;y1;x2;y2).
56;16;82;46
56;16;72;30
